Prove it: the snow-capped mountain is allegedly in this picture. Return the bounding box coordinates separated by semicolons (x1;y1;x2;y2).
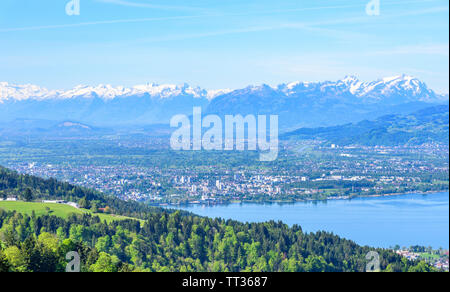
0;82;231;126
0;82;58;101
269;75;442;102
327;75;439;102
0;82;229;102
206;75;448;129
0;75;444;103
0;76;447;128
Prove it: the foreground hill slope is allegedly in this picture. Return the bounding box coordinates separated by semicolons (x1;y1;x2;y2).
0;165;436;272
0;166;165;219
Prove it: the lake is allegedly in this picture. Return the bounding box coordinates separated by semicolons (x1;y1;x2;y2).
169;192;449;249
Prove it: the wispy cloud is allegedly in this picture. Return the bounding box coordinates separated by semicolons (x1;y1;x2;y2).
303;5;449;27
97;0;447;14
0;15;201;32
108;22;372;46
0;1;447;33
95;0;206;12
368;44;450;57
123;5;448;45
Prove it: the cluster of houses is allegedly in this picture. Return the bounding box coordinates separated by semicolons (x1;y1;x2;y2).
396;250;449;271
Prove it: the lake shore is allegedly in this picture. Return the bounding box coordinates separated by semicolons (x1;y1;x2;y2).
161;188;449;207
167;191;449;249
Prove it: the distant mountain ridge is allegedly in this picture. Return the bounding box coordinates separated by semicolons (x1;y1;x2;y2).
0;119;114;138
0;76;447;129
275;75;442;102
283;105;449;146
0;82;230;101
205;75;448;129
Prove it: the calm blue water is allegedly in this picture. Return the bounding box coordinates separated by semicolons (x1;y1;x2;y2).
170;192;449;249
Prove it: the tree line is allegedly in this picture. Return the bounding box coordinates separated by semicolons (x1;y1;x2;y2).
0;165;438;272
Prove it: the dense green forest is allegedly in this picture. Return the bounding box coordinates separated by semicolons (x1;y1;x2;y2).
0;166;437;272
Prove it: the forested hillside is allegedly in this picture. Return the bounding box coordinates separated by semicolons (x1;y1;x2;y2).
284;105;449;146
0;165;436;272
0;166;166;219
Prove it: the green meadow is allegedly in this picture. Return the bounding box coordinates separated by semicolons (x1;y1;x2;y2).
0;201;141;224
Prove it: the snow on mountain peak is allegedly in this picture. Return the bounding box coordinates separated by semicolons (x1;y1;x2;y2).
0;82;58;101
342;76;360;83
0;82;230;102
206;88;233;100
286;82;299;89
333;75;434;99
337;76;363;94
382;74;416;83
0;76;443;103
371;75;427;96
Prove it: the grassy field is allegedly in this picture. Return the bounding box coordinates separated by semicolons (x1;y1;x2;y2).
0;201;142;224
419;253;441;260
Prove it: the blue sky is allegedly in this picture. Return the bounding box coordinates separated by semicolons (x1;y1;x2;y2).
0;0;448;93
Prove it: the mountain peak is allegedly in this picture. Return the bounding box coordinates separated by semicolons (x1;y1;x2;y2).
0;76;445;104
0;82;221;102
342;76;360;83
1;76;447;128
382;74;416;83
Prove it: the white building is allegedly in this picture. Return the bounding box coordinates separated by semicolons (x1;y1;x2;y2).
43;200;65;204
216;180;222;190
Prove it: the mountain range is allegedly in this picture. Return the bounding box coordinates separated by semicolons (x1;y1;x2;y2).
0;119;115;138
0;76;448;130
205;75;448;130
